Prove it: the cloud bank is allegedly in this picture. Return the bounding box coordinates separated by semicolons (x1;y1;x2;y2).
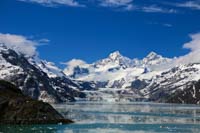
175;33;200;65
0;33;46;57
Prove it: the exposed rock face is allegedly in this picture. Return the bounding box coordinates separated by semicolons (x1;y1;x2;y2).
0;44;91;103
167;80;200;104
0;80;73;124
138;63;200;103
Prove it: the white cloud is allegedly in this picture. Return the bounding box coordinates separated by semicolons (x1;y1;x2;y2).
100;0;133;7
17;0;180;13
175;1;200;10
18;0;83;7
0;33;46;57
183;33;200;51
174;33;200;65
63;59;88;75
99;1;177;13
141;5;177;13
64;59;87;67
38;38;50;44
99;0;135;11
163;23;172;27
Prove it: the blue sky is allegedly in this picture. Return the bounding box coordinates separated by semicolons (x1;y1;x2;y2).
0;0;200;67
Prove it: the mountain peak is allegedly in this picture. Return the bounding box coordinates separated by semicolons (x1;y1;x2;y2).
109;51;122;60
147;51;158;57
146;51;162;60
141;51;171;66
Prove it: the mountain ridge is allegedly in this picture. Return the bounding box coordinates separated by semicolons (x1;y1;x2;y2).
0;43;200;104
63;51;172;87
0;43;94;103
63;51;200;104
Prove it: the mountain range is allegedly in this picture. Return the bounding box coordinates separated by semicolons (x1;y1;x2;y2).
0;43;94;103
0;43;199;104
64;51;200;104
64;51;173;89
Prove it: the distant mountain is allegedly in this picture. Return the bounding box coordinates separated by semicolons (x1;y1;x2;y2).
0;43;94;103
64;51;172;89
64;51;200;104
1;42;200;104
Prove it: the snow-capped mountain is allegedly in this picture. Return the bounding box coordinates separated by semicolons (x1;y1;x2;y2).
64;51;172;88
1;42;200;104
28;57;66;78
141;52;172;67
0;43;95;103
94;51;135;69
138;63;200;103
64;51;200;104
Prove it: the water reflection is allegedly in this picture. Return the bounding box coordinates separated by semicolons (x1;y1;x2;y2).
1;102;200;133
54;102;200;124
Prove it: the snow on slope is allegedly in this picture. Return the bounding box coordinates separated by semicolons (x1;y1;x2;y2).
0;43;90;103
64;51;172;88
63;51;200;103
29;57;65;78
0;42;66;79
0;44;24;79
140;63;200;99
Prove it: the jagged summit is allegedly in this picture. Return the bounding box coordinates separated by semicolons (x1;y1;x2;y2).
142;51;171;66
64;50;171;84
146;51;161;59
109;51;122;60
94;51;132;67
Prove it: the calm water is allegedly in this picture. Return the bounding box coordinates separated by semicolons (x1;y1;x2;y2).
1;102;200;133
